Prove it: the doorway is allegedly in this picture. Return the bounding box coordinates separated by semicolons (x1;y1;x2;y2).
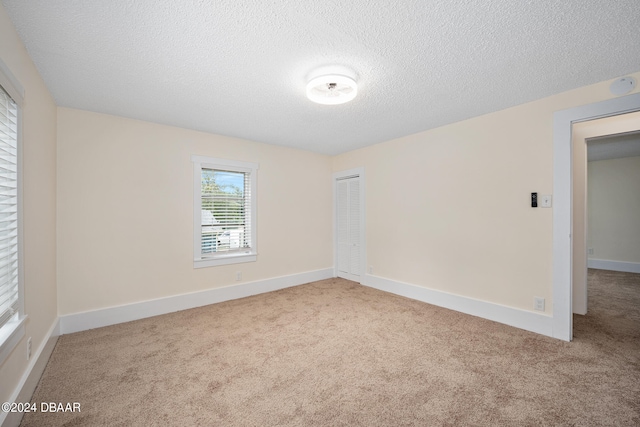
553;92;640;341
334;168;365;283
572;114;640;315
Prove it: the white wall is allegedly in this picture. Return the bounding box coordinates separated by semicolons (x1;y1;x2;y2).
56;108;333;315
0;4;57;408
334;71;640;319
588;156;640;265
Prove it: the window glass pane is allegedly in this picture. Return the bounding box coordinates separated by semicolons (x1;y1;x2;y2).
201;169;248;254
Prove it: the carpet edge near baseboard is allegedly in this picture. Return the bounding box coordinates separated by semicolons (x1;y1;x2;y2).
587;259;640;274
363;274;554;338
58;268;335;335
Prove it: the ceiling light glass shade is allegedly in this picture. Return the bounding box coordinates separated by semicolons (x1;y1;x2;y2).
306;75;357;105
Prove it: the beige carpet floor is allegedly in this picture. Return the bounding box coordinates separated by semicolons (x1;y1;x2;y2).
21;269;640;426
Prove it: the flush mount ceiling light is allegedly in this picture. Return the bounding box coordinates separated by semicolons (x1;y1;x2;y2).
306;74;358;105
609;76;636;96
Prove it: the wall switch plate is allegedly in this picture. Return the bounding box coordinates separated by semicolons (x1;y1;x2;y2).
541;195;552;208
534;297;545;311
531;192;538;207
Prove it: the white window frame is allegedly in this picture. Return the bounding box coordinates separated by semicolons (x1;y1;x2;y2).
192;155;258;268
0;58;26;366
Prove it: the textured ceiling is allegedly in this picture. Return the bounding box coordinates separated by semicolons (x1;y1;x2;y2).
3;0;640;155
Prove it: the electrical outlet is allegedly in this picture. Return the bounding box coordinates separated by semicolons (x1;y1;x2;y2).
27;337;32;361
368;266;373;274
236;271;242;281
588;248;594;255
534;297;545;312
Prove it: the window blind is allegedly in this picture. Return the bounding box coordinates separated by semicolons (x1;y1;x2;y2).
0;85;19;329
201;168;251;255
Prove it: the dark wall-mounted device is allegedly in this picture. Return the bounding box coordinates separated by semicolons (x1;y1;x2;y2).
531;192;538;208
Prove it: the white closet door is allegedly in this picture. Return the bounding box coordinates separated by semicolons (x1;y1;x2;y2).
337;176;360;281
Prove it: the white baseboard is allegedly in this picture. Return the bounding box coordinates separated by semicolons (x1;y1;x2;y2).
588;259;640;274
1;318;59;427
59;268;334;335
363;274;554;337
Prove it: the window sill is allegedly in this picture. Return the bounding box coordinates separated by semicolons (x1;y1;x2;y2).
0;314;27;366
194;252;257;269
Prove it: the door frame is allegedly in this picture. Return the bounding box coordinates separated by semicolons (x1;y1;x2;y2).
333;167;366;282
574;124;640;316
552;92;640;341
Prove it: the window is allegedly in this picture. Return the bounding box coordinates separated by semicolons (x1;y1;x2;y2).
192;155;258;268
0;59;25;366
